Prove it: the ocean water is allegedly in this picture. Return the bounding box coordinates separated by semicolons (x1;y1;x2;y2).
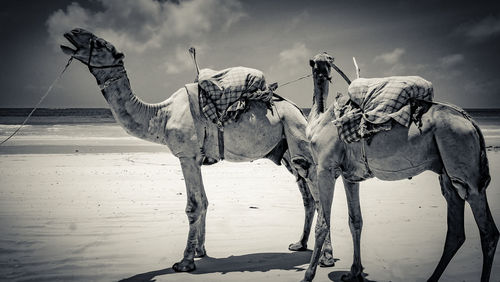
0;108;499;154
0;109;165;154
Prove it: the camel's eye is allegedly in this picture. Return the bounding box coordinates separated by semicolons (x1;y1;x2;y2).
95;39;106;48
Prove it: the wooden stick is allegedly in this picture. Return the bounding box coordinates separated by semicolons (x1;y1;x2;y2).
188;47;199;75
331;62;351;85
353;57;360;79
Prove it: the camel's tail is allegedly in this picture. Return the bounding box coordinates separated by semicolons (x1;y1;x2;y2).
471;118;491;191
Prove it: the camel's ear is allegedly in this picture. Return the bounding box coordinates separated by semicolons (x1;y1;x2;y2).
309;59;315;68
327;56;335;68
114;52;125;60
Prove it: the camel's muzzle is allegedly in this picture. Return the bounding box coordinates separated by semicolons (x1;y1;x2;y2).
60;32;78;55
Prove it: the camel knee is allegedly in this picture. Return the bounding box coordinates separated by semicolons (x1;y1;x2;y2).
349;216;363;231
303;197;315;210
297;178;314;207
291;156;312;179
314;218;329;235
486;227;499;252
185;198;208;224
447;231;466;252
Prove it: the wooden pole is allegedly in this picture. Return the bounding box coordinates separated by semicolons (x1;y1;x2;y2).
353;57;360;79
331;62;352;85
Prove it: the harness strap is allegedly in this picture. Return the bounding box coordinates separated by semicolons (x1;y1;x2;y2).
360;139;372;176
217;127;224;160
86;39;124;69
196;86;225;161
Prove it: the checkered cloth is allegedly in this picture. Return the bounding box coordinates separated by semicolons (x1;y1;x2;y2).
198;67;271;124
332;76;433;143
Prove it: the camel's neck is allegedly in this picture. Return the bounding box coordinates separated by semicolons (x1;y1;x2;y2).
308;76;329;121
90;66;168;140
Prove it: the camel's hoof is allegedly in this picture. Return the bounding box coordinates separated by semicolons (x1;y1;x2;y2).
288;241;308;251
195;247;206;258
172;259;196;272
341;272;364;282
319;254;335;267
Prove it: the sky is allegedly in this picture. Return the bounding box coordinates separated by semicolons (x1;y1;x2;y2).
1;0;500;109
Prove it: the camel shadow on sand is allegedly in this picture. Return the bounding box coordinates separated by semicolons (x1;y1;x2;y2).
328;271;377;282
119;251;336;282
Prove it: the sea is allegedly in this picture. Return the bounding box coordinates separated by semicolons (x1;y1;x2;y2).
0;108;499;154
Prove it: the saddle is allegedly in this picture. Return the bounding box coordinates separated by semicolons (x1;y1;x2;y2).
333;76;434;143
197;67;274;127
185;67;278;163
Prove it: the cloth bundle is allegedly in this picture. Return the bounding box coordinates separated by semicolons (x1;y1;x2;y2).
333;76;434;143
198;66;272;125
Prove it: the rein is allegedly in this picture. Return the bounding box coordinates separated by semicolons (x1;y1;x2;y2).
278;73;313;88
0;57;74;146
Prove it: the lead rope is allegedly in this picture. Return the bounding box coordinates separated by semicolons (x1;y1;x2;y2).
0;57;74;146
278;73;313;88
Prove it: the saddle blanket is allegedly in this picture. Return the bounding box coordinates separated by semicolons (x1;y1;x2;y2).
198;66;272;125
333;76;434;143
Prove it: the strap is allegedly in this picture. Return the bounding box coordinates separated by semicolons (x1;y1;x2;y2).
218;127;224;160
360;139;372;176
87;39;124;69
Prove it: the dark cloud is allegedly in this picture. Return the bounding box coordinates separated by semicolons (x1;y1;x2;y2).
454;15;500;42
1;0;500;108
46;0;245;53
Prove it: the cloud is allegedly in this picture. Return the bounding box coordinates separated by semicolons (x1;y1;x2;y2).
374;48;405;64
439;53;464;68
279;42;310;66
455;15;500;42
46;0;245;53
289;10;310;30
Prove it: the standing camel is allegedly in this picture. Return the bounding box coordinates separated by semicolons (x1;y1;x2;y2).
301;52;498;282
60;28;335;273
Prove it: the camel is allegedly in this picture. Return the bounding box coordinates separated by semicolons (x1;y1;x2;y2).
60;28;335;274
300;52;499;282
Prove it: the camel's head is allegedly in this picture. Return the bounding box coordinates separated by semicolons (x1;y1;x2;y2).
309;52;334;83
61;28;124;68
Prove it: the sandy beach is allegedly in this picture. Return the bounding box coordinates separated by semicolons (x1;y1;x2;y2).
1;122;499;282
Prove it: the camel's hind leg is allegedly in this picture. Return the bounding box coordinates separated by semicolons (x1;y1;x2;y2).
428;173;466;282
433;108;499;281
467;188;499;282
283;159;315;251
342;178;364;281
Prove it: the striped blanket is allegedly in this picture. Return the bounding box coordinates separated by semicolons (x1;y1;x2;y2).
198;67;272;125
332;76;434;143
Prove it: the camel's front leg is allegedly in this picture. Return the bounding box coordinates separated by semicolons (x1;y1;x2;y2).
341;178;364;282
302;166;337;282
172;157;208;272
287;156;334;266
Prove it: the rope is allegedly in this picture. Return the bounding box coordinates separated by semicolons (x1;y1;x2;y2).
278;73;312;88
0;57;73;146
